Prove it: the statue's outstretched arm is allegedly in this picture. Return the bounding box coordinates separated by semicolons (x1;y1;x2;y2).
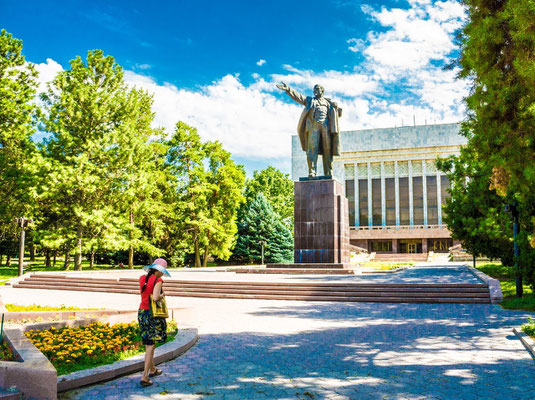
276;82;306;106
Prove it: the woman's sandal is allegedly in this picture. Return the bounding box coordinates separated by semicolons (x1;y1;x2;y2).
149;368;163;377
140;379;153;387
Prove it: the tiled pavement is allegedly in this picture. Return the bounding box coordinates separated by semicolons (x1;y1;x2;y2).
4;265;535;399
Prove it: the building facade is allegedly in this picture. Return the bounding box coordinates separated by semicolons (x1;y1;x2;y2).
291;123;466;254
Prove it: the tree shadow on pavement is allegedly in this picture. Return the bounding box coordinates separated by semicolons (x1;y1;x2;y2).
61;302;535;400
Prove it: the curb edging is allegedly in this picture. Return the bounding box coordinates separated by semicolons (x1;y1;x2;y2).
513;327;535;361
57;327;199;392
465;265;503;304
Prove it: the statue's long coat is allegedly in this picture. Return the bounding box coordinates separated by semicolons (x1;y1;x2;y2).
286;88;342;156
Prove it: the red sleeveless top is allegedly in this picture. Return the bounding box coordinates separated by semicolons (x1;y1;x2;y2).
139;274;163;310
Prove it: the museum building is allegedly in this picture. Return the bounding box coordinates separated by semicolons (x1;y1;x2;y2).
291;123;466;254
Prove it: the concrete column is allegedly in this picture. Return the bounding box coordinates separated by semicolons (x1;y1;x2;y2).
408;160;414;226
381;162;386;227
422;239;428;253
395;161;400;227
367;162;372;227
422;160;428;226
437;171;442;226
392;239;398;253
354;163;359;227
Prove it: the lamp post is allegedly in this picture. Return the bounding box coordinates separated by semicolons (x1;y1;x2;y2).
504;202;522;297
260;240;266;265
14;217;33;277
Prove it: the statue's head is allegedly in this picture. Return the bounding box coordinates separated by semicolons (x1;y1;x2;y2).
313;84;325;99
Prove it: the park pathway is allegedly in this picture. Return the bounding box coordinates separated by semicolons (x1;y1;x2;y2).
3;265;535;399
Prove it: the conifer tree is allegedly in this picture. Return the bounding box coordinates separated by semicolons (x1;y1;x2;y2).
233;193;293;264
0;29;39;264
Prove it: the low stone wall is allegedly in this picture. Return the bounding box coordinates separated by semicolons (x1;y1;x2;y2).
1;328;57;400
1;310;198;399
466;265;503;304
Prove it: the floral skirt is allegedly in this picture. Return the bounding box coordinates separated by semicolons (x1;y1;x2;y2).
138;309;167;345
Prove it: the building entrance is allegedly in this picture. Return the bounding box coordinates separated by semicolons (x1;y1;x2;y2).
399;240;422;253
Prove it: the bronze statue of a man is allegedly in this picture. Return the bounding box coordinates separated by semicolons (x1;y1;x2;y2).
277;82;342;178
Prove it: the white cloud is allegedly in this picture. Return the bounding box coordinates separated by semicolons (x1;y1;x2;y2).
123;71;299;160
28;0;470;173
33;58;63;96
256;59;266;66
362;0;465;70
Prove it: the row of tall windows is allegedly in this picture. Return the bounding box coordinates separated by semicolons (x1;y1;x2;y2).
345;175;450;227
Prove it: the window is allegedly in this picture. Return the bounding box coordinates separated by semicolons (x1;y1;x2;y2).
413;176;424;225
427;176;438;225
385;178;395;225
399;177;410;225
428;239;453;252
441;176;450;220
370;241;392;252
372;178;382;226
346;180;355;226
358;179;368;226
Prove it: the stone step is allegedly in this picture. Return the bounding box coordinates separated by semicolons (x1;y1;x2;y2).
20;278;488;293
25;275;489;289
15;275;491;304
265;263;350;269
12;283;489;303
14;280;491;295
14;281;490;298
235;268;355;274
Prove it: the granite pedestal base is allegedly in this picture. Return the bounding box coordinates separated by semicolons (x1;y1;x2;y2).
294;178;350;264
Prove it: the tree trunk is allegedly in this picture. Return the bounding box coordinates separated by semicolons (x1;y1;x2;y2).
45;249;51;268
0;254;3;266
74;223;83;271
202;245;209;268
53;251;57;268
194;238;201;268
90;251;95;269
29;240;35;261
6;255;11;267
129;210;134;269
63;242;71;270
202;232;210;268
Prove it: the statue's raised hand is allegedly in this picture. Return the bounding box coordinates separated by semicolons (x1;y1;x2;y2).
276;82;289;91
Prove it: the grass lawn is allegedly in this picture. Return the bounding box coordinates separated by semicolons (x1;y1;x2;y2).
5;304;105;312
476;262;535;311
0;256;145;285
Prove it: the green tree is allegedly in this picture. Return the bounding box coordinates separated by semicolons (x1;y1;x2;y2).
166;122;245;267
437;148;513;265
40;50;132;270
244;166;294;227
0;29;39;264
233;193;293;264
113;88;169;268
453;0;535;283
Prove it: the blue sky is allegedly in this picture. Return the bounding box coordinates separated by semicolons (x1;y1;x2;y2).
1;0;468;176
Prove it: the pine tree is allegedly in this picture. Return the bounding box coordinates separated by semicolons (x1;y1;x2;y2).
233;193;293;264
0;29;39;264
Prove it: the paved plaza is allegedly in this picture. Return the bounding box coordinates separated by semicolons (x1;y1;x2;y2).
3;265;535;399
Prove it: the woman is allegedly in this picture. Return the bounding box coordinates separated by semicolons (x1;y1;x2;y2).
138;258;171;387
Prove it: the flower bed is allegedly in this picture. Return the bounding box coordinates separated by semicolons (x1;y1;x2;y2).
0;341;15;361
6;303;104;312
25;320;178;375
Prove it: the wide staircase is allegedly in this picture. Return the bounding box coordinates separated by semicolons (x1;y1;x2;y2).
372;253;429;262
12;274;492;304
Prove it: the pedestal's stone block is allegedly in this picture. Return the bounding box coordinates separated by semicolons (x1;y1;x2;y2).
294;179;350;264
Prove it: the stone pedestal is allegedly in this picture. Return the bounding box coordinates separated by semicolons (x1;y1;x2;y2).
294;178;350;264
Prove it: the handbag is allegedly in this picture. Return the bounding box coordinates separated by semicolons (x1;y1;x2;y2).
150;294;169;318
